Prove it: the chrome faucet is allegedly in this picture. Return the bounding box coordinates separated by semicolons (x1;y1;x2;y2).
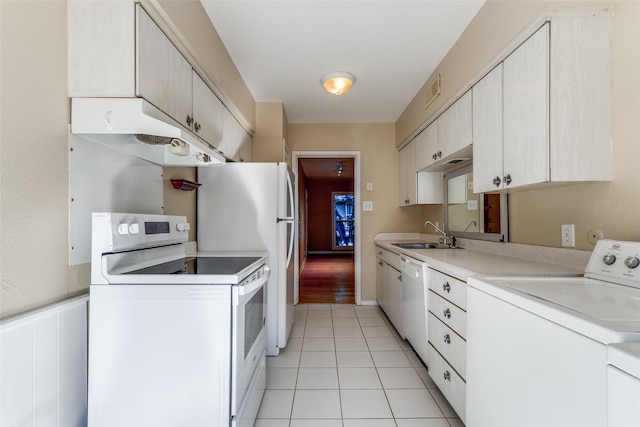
424;221;455;247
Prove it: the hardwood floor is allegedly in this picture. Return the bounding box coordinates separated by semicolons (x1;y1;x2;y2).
298;254;355;304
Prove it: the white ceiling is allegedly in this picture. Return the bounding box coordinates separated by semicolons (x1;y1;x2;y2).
200;0;485;124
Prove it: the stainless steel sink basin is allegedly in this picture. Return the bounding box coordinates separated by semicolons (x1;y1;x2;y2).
392;242;459;250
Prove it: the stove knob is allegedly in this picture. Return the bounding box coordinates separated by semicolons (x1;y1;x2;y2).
116;223;130;235
603;254;616;265
177;222;191;232
128;223;140;235
624;257;640;269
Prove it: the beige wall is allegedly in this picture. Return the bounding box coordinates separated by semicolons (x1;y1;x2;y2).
288;123;422;301
1;1;72;318
253;102;288;162
397;0;640;250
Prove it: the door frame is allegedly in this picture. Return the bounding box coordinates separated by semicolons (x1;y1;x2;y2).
292;151;362;305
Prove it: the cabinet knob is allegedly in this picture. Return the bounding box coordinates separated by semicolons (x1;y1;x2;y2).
378;261;383;267
442;282;451;293
504;174;512;185
398;275;402;282
493;176;502;187
443;308;451;319
378;251;383;256
194;122;201;133
443;370;451;381
432;153;437;160
444;334;451;344
437;150;442;159
186;115;193;127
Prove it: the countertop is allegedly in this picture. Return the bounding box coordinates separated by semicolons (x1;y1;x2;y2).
374;234;585;281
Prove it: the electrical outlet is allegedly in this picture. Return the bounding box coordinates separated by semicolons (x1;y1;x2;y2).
366;182;373;191
562;224;575;247
363;201;373;211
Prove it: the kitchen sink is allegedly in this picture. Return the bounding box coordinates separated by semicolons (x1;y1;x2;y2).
392;242;460;250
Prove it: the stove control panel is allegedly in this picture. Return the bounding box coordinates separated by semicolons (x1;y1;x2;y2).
586;240;640;289
93;212;190;253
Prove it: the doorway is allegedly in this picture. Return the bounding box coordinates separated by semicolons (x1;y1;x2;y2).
293;151;361;305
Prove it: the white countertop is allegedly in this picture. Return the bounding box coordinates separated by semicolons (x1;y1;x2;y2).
374;234;585;281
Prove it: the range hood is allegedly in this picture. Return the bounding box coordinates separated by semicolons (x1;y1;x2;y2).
71;98;226;166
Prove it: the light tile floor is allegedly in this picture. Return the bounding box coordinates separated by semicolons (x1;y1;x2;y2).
256;304;464;427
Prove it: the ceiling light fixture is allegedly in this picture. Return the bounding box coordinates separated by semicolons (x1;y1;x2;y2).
321;72;355;96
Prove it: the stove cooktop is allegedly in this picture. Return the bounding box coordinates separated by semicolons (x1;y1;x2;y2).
126;256;263;275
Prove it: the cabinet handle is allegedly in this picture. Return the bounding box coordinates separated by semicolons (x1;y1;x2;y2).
443;370;451;381
493;176;502;187
443;308;451;319
437;150;442;159
378;251;383;256
186;115;193;127
378;261;383;267
194;122;201;133
504;174;512;185
432;153;437;160
398;275;402;282
442;282;451;293
444;334;451;344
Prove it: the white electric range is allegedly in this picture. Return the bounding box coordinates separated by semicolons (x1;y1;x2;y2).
467;239;640;427
88;212;269;427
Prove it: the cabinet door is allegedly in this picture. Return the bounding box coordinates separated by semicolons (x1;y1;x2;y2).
473;64;504;193
437;90;472;160
503;23;549;189
398;140;417;206
192;71;223;146
137;6;192;129
415;122;438;171
376;257;387;312
219;107;246;161
386;266;404;338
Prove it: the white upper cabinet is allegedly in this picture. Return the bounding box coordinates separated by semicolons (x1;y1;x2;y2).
192;71;223;146
137;7;193;130
219;108;252;162
437;90;473;162
472;13;611;193
69;2;247;155
502;24;550;189
398;139;417;206
415;121;438;171
415;91;473;172
472;64;504;193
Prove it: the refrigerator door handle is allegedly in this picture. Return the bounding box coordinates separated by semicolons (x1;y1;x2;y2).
277;217;295;223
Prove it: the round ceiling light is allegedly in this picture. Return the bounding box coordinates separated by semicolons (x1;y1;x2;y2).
321;72;355;96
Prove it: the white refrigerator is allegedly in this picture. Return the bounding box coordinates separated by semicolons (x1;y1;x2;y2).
198;162;295;356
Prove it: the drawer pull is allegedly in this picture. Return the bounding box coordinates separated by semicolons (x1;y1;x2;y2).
443;308;451;319
378;251;383;256
443;370;451;381
442;282;451;293
444;334;451;344
378;261;383;267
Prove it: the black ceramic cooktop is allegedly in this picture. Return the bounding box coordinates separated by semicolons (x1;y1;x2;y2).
125;256;263;275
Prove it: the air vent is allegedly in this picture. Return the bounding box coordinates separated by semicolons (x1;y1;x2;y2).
425;74;441;109
445;158;469;165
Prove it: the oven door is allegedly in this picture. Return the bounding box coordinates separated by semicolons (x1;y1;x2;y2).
231;267;269;426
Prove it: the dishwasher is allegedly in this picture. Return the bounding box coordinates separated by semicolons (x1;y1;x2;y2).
401;255;429;365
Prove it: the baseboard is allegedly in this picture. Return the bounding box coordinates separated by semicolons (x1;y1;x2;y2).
358;299;378;306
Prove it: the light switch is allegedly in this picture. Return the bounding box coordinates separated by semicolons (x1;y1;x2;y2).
363;201;373;211
366;182;373;191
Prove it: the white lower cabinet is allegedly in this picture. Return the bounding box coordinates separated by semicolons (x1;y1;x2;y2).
427;267;467;423
375;246;403;338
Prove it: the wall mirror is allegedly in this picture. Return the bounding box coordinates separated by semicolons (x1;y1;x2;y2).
444;165;508;242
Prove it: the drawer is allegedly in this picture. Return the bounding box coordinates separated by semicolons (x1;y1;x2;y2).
429;268;466;309
428;312;466;379
428;344;466;423
428;290;466;337
376;246;401;271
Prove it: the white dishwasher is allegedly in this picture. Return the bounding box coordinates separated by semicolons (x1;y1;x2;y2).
401;255;429;364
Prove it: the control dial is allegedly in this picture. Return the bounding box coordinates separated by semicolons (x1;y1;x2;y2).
602;254;616;265
624;257;640;269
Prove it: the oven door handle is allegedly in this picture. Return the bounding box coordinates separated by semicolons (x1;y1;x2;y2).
236;266;270;298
